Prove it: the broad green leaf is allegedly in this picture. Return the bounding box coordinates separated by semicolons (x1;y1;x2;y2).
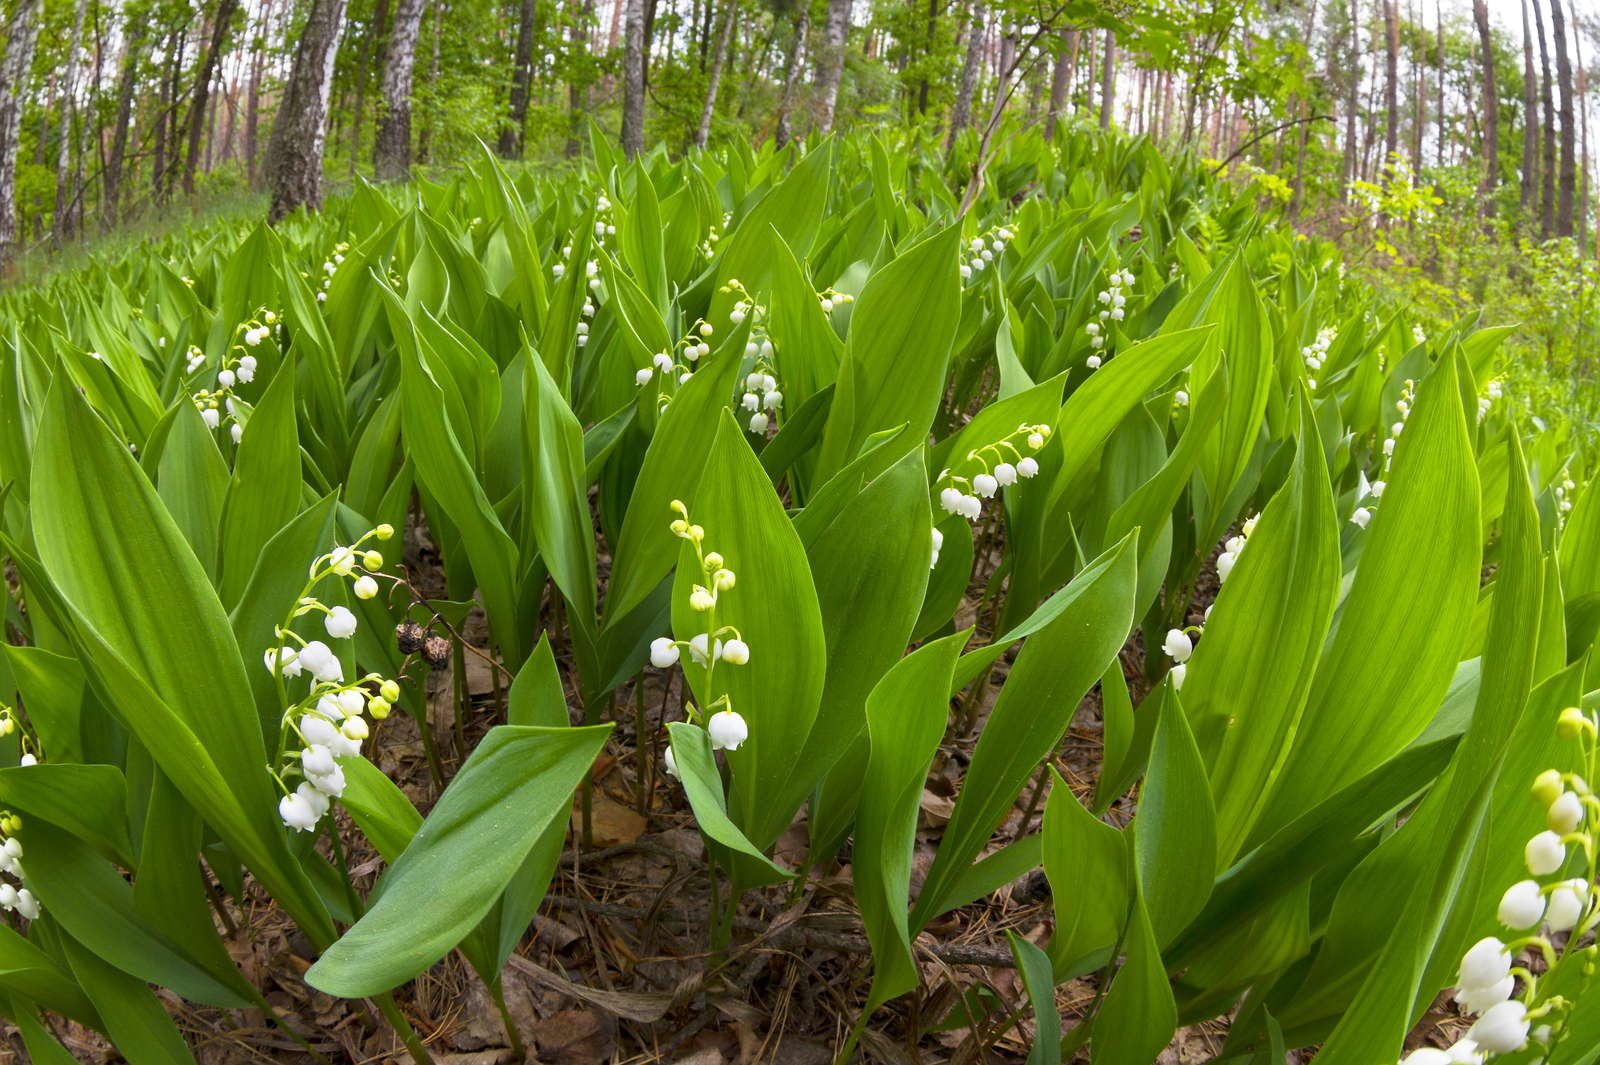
306;723;610;997
913;535;1136;929
1008;931;1062;1065
666;722;789;883
854;633;966;1008
1133;687;1216;945
216;361;301;607
30;381;334;946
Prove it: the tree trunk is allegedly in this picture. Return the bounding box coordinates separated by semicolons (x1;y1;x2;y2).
351;0;391;173
1534;0;1555;235
499;0;536;157
1436;0;1445;166
103;17;145;232
1098;28;1115;130
1521;0;1538;215
0;0;41;269
773;6;810;148
693;1;735;149
621;0;647;157
565;0;594;157
1382;0;1399;167
1044;30;1074;140
1343;0;1360;198
814;0;851;136
1473;0;1498;215
372;0;427;180
946;0;983;152
1548;0;1575;235
184;0;241;196
263;0;350;220
245;0;274;185
52;0;90;246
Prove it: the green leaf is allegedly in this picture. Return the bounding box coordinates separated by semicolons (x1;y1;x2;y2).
666;722;790;882
913;535;1136;929
1090;872;1177;1065
1263;353;1480;834
306;723;610;997
1042;769;1128;978
216;360;302;607
1133;687;1216;946
29;380;334;946
522;347;598;626
673;413;827;853
854;633;966;1009
816;226;962;480
60;930;200;1065
1008;931;1062;1065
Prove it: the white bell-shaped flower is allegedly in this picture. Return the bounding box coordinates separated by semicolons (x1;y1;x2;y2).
993;462;1017;486
1524;830;1566;875
722;639;750;665
353;575;380;600
1547;790;1583;833
930;527;943;569
748;412;769;434
1350;507;1372;529
1400;1049;1452;1065
707;709;749;751
201;408;221;429
663;746;679;779
1458;937;1511;990
338;689;367;718
650;637;680;668
635;367;653;387
1454;975;1514;1015
1468;1001;1529;1054
325;606;358;639
14;888;39;921
1546;878;1588;931
688;633;722;666
973;473;998;499
1496;880;1545;929
297;641;343;683
279;791;320;831
301;716;339;747
1162;629;1193;663
1170;663;1187;690
1017;457;1039;478
264;647;302;678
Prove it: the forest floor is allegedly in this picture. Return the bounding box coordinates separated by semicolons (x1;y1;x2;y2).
0;510;1475;1065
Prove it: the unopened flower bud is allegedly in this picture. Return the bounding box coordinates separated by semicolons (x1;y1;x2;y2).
722;639;749;665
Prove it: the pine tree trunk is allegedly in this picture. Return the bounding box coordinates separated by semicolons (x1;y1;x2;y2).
103;18;145;232
1343;0;1360;198
773;6;810;148
814;0;851;136
1436;0;1445;166
499;0;537;157
1473;0;1498;216
1098;28;1115;130
53;0;90;246
692;1;735;149
946;0;983;152
184;0;241;197
245;0;273;185
372;0;427;181
1549;0;1575;235
1044;31;1073;140
566;0;594;157
0;0;41;269
621;0;647;157
1534;0;1556;235
263;0;350;220
1521;0;1538;215
350;0;391;174
1382;0;1399;166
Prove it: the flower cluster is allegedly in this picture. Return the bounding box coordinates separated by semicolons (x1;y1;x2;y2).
935;423;1050;524
1215;515;1257;584
264;525;400;832
648;502;751;777
1301;326;1335;390
591;192;617;241
741;369;783;435
311;242;349;302
0;814;39;921
1478;378;1503;424
185;310;271;443
1414;705;1599;1064
1555;476;1576;517
575;296;596;347
959;225;1014;280
0;704;38;768
1382;379;1415;464
634;321;716;410
1083;266;1135;370
817;288;854;315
